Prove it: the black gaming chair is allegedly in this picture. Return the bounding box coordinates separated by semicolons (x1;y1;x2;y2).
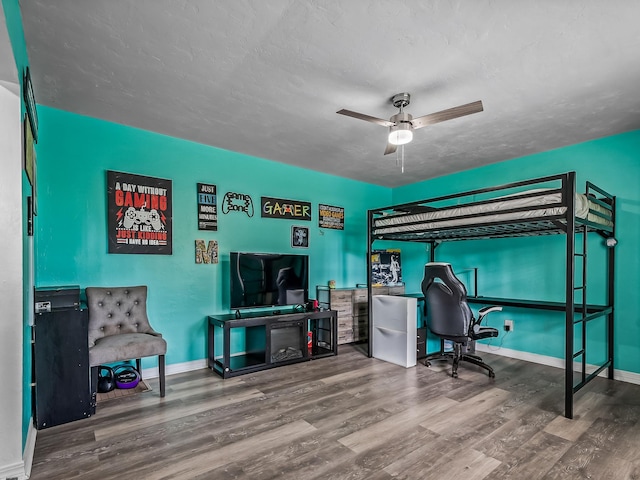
421;262;501;378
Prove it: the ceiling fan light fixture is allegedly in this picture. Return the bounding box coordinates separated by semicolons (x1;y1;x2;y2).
388;123;413;146
336;93;483;158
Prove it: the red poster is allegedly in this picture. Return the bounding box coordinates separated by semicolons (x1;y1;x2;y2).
107;170;172;255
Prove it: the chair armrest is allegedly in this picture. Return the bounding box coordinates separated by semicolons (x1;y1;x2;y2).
477;306;502;323
146;329;163;338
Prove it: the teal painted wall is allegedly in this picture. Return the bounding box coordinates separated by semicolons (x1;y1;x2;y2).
34;106;640;376
3;0;33;449
35;107;390;366
2;0;27;69
31;107;640;393
393;130;640;374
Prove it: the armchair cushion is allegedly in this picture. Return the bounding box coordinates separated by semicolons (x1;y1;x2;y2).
89;332;166;366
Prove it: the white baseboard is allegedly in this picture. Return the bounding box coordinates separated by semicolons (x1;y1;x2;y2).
604;368;640;385
0;418;36;480
22;420;37;479
0;459;26;480
140;348;640;387
476;344;640;386
141;358;208;380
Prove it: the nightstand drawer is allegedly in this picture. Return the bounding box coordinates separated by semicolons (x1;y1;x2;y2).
353;288;368;302
330;290;352;303
353;302;368;316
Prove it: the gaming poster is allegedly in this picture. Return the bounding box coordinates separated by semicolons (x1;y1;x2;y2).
318;204;344;230
107;170;173;254
197;183;217;231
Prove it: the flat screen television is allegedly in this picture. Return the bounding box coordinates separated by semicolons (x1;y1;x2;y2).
230;252;309;310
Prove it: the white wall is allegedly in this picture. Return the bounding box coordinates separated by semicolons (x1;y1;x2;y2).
0;84;25;479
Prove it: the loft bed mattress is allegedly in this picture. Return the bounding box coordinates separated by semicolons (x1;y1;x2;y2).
373;190;612;236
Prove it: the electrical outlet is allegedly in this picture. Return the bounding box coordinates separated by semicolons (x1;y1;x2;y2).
504;319;514;332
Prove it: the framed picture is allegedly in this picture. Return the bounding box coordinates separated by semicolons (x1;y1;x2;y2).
371;249;402;286
318;204;344;230
23;67;38;142
197;183;217;231
107;170;173;254
24;115;37;214
291;225;309;248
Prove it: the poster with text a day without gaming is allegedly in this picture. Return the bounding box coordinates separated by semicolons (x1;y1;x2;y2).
107;170;173;255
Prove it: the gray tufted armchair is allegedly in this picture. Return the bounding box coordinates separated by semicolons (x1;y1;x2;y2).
86;286;166;397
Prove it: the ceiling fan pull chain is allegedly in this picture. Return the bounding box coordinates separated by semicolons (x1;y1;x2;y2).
401;145;405;173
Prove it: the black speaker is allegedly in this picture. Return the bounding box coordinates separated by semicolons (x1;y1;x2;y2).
97;366;115;393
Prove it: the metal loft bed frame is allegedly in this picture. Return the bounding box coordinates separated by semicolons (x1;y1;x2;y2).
366;171;616;419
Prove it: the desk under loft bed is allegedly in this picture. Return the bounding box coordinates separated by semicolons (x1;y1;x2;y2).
366;171;616;419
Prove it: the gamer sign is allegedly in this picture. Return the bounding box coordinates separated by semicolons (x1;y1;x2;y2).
261;196;311;221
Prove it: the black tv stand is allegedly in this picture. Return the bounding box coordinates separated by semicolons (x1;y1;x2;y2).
208;309;337;378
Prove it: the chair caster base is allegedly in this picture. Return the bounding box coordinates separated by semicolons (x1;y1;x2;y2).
462;353;495;378
423;350;495;379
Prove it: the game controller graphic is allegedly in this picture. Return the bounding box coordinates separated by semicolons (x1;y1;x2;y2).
222;192;254;217
122;207;163;230
147;209;162;230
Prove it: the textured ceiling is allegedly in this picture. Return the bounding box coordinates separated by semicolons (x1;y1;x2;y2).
19;1;640;187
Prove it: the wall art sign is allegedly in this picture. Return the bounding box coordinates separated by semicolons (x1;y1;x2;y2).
23;115;37;214
222;191;254;217
371;249;402;286
197;183;217;230
195;240;218;264
261;196;311;221
107;170;172;255
23;67;38;142
291;226;309;248
318;204;344;230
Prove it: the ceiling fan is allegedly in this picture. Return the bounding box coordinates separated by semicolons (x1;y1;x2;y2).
337;93;484;157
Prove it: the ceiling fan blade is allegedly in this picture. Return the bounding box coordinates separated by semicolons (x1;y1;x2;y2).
410;100;484;130
337;109;395;127
384;142;397;156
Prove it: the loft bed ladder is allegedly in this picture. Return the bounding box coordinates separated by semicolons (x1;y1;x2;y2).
565;178;616;418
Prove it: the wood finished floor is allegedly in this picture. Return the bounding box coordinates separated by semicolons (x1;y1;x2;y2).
30;346;640;480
